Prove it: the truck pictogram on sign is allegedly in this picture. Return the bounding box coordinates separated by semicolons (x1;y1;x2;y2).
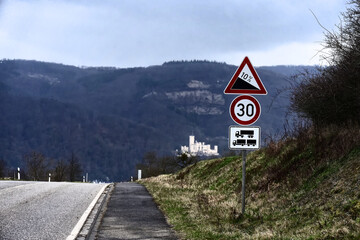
229;126;260;150
235;130;254;138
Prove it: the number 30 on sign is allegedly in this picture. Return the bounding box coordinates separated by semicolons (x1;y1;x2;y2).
229;95;261;126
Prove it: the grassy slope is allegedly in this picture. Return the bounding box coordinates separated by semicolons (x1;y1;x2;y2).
141;129;360;239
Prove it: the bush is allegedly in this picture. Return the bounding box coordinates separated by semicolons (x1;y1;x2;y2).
290;1;360;126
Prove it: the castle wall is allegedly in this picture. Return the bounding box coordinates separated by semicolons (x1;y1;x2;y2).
180;135;219;156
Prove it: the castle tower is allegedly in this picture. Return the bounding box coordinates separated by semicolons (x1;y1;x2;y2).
189;135;195;153
189;135;195;145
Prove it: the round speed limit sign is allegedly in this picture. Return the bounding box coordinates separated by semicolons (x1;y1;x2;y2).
229;95;261;125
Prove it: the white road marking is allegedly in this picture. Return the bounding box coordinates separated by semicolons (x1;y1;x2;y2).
66;184;109;240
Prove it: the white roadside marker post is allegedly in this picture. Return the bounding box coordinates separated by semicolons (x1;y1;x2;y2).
138;170;142;180
17;167;20;180
48;173;51;182
83;176;85;182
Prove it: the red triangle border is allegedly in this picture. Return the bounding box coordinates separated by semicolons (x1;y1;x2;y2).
224;56;267;95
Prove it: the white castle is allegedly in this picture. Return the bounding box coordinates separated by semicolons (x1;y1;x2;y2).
180;135;219;157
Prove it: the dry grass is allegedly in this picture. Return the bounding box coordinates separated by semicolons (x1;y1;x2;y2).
140;126;360;239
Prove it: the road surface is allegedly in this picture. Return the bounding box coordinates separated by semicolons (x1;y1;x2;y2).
0;181;106;240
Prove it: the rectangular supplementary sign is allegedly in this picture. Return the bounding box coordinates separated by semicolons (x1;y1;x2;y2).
228;126;261;150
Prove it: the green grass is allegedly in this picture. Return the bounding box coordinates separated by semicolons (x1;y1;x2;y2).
140;136;360;239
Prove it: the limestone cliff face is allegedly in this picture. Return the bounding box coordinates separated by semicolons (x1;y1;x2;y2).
165;89;225;115
164;80;225;115
187;80;210;89
27;73;60;85
165;90;224;104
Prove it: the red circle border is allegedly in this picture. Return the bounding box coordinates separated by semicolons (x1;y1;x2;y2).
229;95;261;125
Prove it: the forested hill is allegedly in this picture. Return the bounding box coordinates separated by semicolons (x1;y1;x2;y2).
0;59;313;181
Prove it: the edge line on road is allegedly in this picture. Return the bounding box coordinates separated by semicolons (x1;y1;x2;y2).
66;184;109;240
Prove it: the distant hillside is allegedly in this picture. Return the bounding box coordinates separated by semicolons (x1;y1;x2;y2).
0;59;315;181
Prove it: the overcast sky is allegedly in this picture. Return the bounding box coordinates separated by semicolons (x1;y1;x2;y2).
0;0;347;68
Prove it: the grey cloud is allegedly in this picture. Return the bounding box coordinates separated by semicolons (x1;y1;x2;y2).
0;0;347;67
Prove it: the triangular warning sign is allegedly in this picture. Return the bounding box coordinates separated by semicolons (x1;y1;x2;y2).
224;56;267;95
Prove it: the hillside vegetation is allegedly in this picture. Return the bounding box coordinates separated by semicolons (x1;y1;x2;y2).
141;124;360;239
0;60;306;181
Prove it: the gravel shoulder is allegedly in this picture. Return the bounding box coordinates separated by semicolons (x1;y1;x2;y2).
96;182;178;240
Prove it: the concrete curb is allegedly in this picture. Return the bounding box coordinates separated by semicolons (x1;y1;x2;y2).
66;183;113;240
77;183;114;240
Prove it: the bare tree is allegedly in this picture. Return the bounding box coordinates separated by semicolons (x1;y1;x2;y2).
24;151;48;181
0;158;6;178
68;153;82;182
158;155;178;174
136;152;179;178
176;153;199;169
54;159;68;181
136;151;159;178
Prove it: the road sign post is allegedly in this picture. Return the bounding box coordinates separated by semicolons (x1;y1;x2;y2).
228;126;260;215
241;150;246;215
224;56;267;215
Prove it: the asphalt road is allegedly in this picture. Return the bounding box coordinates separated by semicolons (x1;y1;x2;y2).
0;181;106;240
96;182;178;240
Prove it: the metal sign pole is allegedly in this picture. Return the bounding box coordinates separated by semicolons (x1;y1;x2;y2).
241;150;246;215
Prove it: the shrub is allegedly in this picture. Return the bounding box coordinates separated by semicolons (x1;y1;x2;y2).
290;1;360;126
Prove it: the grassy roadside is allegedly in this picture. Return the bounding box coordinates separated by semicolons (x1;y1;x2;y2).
140;127;360;239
